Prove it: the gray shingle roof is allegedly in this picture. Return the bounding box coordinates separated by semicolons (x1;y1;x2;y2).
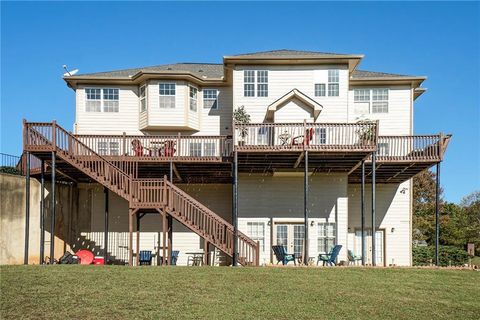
69;63;224;79
227;49;357;58
351;70;420;79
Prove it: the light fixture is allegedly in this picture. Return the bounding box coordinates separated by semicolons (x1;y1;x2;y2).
391;227;395;233
310;221;315;227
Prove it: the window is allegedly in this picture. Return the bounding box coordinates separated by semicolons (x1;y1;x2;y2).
318;222;336;254
203;142;216;156
85;88;102;112
139;85;147;112
328;70;339;97
354;89;370;102
189;142;202;157
315;84;326;97
103;88;119;112
372;89;389;113
244;70;268;97
86;88;119;113
314;128;326;145
203;89;218;109
257;127;269;145
247;222;265;251
377;142;389;156
353;88;389;114
189;86;198;112
244;70;255;97
257;70;268;97
159;83;176;108
97;141;119;156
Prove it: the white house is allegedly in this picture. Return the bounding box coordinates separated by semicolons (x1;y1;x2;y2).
23;50;450;267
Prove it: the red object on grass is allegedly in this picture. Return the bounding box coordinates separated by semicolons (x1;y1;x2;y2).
93;257;105;265
76;250;94;265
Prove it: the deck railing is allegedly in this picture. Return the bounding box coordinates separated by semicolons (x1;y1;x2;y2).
75;134;232;160
233;122;378;151
375;135;449;162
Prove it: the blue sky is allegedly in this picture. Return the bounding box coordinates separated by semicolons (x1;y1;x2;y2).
1;1;479;202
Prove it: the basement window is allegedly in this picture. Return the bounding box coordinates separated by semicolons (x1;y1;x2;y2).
318;222;336;254
247;222;265;251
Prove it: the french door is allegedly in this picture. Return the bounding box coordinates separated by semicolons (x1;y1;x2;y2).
355;229;385;266
275;223;305;259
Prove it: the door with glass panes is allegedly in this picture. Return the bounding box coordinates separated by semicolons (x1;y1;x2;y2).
275;223;305;261
355;229;385;266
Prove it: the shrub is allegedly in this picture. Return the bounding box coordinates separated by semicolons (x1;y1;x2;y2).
413;245;469;267
0;166;20;175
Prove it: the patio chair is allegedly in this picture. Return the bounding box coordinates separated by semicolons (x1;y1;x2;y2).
347;249;362;266
317;245;342;266
159;250;179;265
139;250;152;266
272;245;296;265
131;139;149;156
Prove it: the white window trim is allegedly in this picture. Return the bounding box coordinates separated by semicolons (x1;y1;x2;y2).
353;88;389;114
139;84;147;113
203;89;219;109
85;87;119;113
189;85;198;112
243;70;268;97
327;69;340;97
159;83;176;109
314;83;326;97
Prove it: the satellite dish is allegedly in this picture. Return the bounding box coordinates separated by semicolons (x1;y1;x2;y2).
63;65;79;77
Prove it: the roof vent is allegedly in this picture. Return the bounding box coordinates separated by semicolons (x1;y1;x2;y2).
198;69;203;72
167;67;172;70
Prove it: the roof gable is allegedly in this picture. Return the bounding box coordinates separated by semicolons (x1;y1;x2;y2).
265;89;322;121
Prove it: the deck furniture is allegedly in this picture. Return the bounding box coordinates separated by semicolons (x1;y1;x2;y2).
186;252;204;266
163;140;176;157
317;245;342;266
131;139;150;156
139;250;152;265
347;249;362;266
278;131;291;145
159;250;179;265
272;245;296;265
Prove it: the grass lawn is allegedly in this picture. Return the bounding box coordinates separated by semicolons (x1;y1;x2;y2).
1;266;479;319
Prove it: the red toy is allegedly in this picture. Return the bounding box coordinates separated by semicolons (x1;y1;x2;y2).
76;249;94;265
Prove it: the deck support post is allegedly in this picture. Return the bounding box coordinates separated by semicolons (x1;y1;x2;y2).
303;150;309;265
162;211;167;265
50;151;56;264
371;152;376;266
168;161;173;264
435;162;441;266
24;152;30;265
232;150;238;266
361;160;366;266
40;159;45;265
204;238;209;266
136;212;140;267
128;209;133;266
104;187;109;265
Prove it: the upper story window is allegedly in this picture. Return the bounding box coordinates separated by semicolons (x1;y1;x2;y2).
328;70;339;97
243;70;268;97
372;89;389;113
85;88;119;113
189;86;198;112
159;83;176;108
139;85;147;112
203;89;218;109
257;70;268;97
314;83;326;97
354;88;389;114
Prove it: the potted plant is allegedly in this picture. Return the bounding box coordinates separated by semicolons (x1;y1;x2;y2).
233;106;251;146
356;119;376;145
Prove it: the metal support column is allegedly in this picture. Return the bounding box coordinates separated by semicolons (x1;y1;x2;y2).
303;150;309;265
40;159;45;264
371;152;376;266
162;212;168;265
50;152;56;264
128;209;133;266
136;213;140;267
168;161;173;264
435;162;441;266
232;150;238;266
24;152;30;265
104;187;109;265
361;160;366;266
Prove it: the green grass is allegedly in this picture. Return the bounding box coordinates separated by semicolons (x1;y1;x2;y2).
1;266;479;319
471;256;480;266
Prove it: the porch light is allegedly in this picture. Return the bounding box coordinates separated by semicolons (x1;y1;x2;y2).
391;227;395;233
310;221;315;227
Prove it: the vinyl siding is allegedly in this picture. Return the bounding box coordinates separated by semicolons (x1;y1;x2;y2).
232;65;349;124
347;180;412;266
75;85;141;135
148;80;188;129
199;87;233;135
348;85;412;135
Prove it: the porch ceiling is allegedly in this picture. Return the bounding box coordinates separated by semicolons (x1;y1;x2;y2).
348;161;438;184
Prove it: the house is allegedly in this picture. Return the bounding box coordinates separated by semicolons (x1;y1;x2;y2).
22;49;450;266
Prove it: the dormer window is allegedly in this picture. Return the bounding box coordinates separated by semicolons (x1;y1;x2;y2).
328;70;339;97
159;83;175;108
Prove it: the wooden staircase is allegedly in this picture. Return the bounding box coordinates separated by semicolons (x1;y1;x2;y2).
24;121;259;266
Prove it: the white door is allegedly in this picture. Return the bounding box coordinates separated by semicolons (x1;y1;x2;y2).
275;224;305;261
355;229;385;266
